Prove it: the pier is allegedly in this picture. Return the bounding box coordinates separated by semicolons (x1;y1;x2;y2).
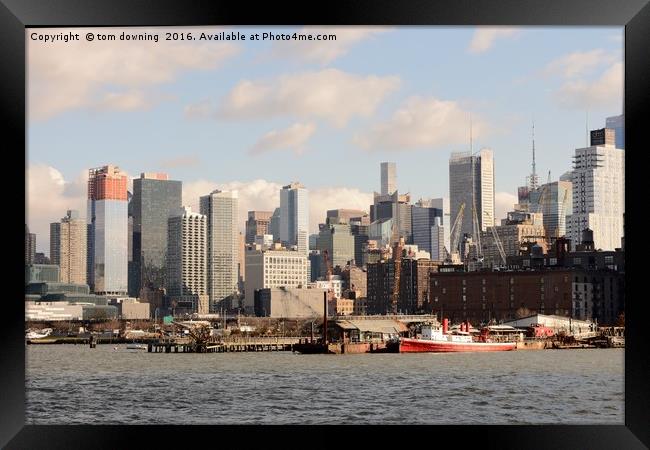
147;336;302;353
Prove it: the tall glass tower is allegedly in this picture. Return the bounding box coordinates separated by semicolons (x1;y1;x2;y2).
87;165;128;295
131;172;182;296
280;182;309;255
448;148;495;239
200;190;239;310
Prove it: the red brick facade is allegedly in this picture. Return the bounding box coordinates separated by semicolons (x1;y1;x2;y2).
428;270;573;324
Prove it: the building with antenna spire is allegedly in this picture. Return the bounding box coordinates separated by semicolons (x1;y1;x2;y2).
529;121;539;191
448;149;495;245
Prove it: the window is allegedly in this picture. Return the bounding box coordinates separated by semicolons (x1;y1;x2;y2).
482;279;486;285
442;288;446;294
482;287;486;293
510;277;514;285
462;279;466;286
462;287;466;293
462;295;466;302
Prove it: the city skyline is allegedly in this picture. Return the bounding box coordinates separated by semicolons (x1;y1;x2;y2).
27;26;623;253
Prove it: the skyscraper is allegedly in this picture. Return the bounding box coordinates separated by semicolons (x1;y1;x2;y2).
200;189;239;310
430;198;450;255
268;207;281;242
166;207;208;315
411;199;443;258
528;180;573;238
431;217;445;261
131;172;182;296
280;182;309;255
50;210;87;284
605;114;624;149
245;211;273;244
566;128;624;251
449;148;495;239
380;162;397;195
87;165;128;295
316;223;355;276
25;225;36;265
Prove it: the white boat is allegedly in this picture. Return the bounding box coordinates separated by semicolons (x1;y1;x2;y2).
126;343;148;350
26;328;53;339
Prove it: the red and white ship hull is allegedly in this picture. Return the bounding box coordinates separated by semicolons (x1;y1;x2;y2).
399;337;516;353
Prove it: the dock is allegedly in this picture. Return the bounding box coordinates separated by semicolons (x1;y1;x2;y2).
147;336;302;353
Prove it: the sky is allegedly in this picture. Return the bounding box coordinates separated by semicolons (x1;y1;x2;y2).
26;26;624;254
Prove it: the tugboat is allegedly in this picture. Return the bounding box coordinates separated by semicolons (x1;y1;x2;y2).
395;318;517;353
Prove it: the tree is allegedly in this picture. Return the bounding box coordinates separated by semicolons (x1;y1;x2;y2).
515;306;532;319
186;324;212;352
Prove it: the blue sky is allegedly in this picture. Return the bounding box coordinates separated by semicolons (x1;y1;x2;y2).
27;26;623;253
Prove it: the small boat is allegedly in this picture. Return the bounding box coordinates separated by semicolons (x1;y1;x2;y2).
396;319;517;353
126;343;148;350
26;328;53;340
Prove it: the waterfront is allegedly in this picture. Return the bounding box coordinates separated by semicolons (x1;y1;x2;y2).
26;346;623;425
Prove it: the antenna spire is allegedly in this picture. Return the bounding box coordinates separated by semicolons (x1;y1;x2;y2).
529;118;539;190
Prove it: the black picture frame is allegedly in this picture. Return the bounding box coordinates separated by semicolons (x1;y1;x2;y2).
4;0;648;448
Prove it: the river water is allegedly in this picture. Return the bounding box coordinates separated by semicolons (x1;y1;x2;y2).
26;345;624;425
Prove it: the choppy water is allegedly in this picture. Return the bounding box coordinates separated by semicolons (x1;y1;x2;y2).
26;345;624;424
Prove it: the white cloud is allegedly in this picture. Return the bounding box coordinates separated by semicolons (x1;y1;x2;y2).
353;96;489;151
182;179;372;234
214;69;400;127
308;188;372;231
269;27;391;65
29;28;240;120
494;191;518;225
468;27;520;54
554;62;623;110
26;165;88;253
249;123;316;155
543;49;618;78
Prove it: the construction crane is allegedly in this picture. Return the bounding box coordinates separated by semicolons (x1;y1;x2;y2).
533;184;549;215
471;203;483;261
321;249;336;304
484;210;507;266
322;249;333;282
447;203;466;264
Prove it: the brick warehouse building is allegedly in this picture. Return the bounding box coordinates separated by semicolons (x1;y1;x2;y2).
399;259;441;314
428;270;573;324
367;258;441;315
366;260;394;315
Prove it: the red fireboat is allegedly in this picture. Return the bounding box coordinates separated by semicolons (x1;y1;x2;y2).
397;318;517;353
